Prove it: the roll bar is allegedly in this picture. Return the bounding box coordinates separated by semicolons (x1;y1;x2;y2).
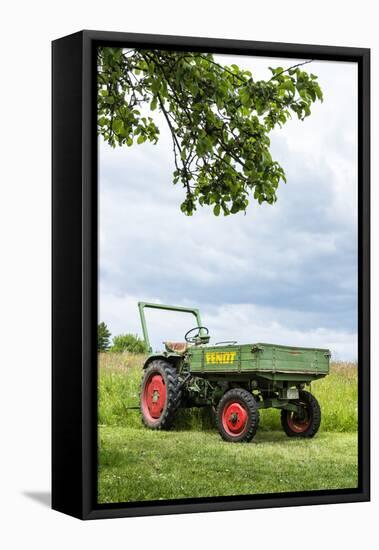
138;301;203;353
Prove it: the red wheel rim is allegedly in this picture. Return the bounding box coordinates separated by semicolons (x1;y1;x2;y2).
142;373;167;421
222;401;248;437
286;405;311;433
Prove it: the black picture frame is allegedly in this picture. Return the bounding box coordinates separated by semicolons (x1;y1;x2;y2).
52;30;370;520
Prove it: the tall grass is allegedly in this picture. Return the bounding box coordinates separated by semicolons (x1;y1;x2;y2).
98;353;357;433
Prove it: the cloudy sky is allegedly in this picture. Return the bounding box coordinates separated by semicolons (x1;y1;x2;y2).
98;54;358;360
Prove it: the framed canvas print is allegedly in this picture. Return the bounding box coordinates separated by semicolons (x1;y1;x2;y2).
52;30;370;519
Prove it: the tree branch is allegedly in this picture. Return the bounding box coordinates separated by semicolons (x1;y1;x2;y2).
155;92;191;194
268;59;314;81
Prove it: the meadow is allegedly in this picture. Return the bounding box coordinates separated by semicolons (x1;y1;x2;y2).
98;353;358;503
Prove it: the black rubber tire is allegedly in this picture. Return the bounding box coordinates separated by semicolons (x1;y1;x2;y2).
280;390;321;438
140;359;182;429
216;388;259;443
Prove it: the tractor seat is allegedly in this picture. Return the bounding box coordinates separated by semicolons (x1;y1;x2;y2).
164;341;189;354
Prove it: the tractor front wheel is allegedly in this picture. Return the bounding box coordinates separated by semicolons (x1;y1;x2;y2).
140;359;182;429
216;388;259;443
281;390;321;438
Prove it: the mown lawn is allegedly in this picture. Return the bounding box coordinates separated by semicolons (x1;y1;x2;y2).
98;428;358;503
97;353;358;503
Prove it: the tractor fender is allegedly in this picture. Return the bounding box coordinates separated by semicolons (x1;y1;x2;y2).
143;353;182;370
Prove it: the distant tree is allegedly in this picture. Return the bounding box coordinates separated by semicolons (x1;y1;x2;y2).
98;48;323;216
111;333;147;354
98;322;111;352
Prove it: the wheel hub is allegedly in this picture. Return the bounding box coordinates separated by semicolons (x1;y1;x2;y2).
230;412;238;424
152;390;159;403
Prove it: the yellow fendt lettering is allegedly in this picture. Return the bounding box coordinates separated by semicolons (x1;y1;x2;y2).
205;350;237;365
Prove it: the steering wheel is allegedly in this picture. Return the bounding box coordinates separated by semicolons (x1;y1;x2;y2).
184;326;209;343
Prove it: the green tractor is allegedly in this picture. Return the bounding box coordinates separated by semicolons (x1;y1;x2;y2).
139;302;330;442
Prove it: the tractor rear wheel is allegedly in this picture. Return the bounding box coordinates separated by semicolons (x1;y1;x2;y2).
281;390;321;438
216;388;259;443
140;359;182;429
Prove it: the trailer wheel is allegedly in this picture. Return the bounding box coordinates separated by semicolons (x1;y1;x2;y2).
217;388;259;443
281;390;321;438
140;359;182;429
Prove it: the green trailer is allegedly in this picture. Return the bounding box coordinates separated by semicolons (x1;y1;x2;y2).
138;302;330;442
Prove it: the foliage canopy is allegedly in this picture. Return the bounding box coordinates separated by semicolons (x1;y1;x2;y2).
98;48;323;216
111;333;148;354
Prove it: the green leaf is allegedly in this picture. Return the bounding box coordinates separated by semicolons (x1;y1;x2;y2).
315;86;323;101
279;79;295;94
213;204;221;216
240;90;250;107
112;119;124;133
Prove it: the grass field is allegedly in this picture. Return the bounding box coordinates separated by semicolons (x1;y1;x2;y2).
98;353;358;503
